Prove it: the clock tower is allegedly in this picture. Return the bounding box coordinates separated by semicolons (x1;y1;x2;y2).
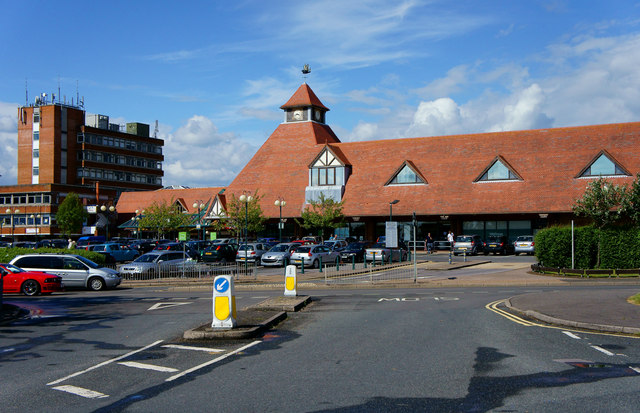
280;83;329;124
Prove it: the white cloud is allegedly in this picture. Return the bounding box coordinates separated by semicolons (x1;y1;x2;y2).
0;102;18;184
162;115;256;187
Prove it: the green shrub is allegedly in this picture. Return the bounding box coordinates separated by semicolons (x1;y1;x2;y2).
0;247;106;265
599;228;640;269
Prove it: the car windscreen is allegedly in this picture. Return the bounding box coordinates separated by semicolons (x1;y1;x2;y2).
345;243;365;251
456;236;472;242
371;243;386;248
75;255;101;269
516;236;533;241
270;244;290;252
3;264;25;273
295;247;311;253
135;254;160;263
238;245;255;251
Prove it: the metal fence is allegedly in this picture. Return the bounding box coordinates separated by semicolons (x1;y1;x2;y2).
115;262;257;282
319;256;424;285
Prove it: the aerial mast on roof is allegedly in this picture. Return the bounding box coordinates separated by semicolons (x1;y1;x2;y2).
302;64;311;80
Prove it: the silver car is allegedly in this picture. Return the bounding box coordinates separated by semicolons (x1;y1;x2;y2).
365;242;408;263
10;253;121;291
290;244;339;268
119;250;194;278
514;235;535;255
261;243;300;267
236;243;268;264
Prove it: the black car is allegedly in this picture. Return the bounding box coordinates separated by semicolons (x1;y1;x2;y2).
201;243;238;264
128;240;157;254
339;241;373;263
483;235;513;255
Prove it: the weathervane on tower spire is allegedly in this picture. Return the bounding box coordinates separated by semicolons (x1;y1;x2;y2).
302;64;311;80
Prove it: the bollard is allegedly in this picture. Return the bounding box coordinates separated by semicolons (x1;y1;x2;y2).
463;250;466;262
284;265;297;296
335;257;339;271
449;250;452;265
352;255;355;270
212;275;236;329
319;256;323;272
364;256;368;268
372;252;376;267
301;259;304;274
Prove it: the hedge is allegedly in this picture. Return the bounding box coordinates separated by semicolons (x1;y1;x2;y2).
0;248;107;266
535;225;640;269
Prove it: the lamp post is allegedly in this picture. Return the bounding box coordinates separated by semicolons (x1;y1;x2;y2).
6;208;19;245
274;197;286;242
239;193;253;273
192;201;205;241
30;213;41;241
134;209;145;239
389;199;399;221
100;205;115;241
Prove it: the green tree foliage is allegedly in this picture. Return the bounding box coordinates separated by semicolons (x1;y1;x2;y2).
224;191;266;239
55;192;87;236
622;173;640;227
138;199;192;239
298;194;345;240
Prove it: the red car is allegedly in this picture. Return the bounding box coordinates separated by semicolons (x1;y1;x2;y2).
0;263;63;296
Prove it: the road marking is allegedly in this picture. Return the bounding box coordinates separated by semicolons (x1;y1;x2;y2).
630;366;640;374
52;385;108;399
486;300;534;326
591;345;615;356
118;361;179;372
562;331;581;339
166;340;261;382
434;297;460;301
162;344;224;353
47;340;164;385
147;302;192;311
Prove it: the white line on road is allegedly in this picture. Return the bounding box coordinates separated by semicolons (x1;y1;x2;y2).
52;385;108;399
562;331;582;339
165;340;261;382
118;361;179;372
47;340;164;385
630;366;640;374
591;345;615;356
162;344;224;353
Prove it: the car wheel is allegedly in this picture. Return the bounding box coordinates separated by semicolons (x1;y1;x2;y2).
312;259;319;269
21;279;41;296
89;277;105;291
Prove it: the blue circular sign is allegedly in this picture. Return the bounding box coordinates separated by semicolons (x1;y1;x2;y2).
214;277;229;294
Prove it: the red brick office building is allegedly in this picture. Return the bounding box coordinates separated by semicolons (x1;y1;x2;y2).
116;83;640;244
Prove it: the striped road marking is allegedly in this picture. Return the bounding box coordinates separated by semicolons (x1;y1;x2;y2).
52;385;108;399
162;344;224;353
591;345;616;356
118;361;179;372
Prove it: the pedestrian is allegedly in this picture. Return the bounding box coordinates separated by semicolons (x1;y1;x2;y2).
67;238;76;249
426;232;433;254
447;230;454;251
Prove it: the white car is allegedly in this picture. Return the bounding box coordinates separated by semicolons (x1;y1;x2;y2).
514;235;535;255
290;244;339;268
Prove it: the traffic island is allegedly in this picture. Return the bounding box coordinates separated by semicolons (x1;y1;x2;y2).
250;295;311;312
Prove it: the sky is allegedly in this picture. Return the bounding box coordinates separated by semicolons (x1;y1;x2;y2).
1;0;639;188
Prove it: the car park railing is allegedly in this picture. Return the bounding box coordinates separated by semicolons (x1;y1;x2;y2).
116;262;257;282
320;254;428;285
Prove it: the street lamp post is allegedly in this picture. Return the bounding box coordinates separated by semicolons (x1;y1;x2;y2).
389;199;399;221
274;198;286;242
30;213;41;241
100;205;115;241
192;201;205;241
239;193;253;273
6;208;19;245
134;209;144;239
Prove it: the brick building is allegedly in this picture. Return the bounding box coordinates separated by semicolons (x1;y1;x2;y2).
0;93;164;241
117;83;640;244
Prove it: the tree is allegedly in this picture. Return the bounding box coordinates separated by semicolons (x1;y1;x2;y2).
622;173;640;227
223;191;266;240
56;192;87;236
573;178;625;267
138;199;192;239
298;193;345;241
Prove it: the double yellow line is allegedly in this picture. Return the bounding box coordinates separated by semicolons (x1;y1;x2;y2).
486;299;535;326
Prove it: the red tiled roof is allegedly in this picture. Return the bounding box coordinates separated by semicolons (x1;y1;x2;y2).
116;187;224;214
280;83;329;111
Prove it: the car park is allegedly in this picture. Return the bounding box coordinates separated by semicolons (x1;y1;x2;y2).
201;243;238;264
0;263;63;296
365;242;408;263
483;235;513;255
10;253;121;291
453;235;484;256
236;243;268;264
119;251;195;278
324;240;348;252
261;243;300;267
290;244;339;268
88;243;140;263
514;235;535;255
339;241;373;263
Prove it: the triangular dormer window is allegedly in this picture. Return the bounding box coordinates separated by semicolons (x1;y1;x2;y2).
578;151;629;178
208;195;226;218
475;157;522;182
385;161;426;185
308;146;348;188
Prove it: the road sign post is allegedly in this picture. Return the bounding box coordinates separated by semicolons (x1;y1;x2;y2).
212;275;236;329
284;264;297;297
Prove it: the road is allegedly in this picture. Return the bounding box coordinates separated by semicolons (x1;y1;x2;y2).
1;282;639;412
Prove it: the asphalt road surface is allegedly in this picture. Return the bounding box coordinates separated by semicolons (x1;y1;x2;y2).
1;284;639;412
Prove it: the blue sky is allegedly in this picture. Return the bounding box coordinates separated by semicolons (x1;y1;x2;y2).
1;1;639;188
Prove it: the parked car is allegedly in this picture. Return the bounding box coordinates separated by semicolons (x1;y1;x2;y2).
201;243;238;264
127;240;157;254
186;240;212;258
323;240;348;252
514;235;535;255
261;243;300;267
453;235;484;256
36;239;68;249
483;236;514;255
339;241;373;263
76;236;106;249
0;263;63;296
290;244;339;268
211;238;238;245
12;241;37;249
365;241;408;263
88;243;140;263
154;242;198;258
10;253;121;291
119;251;195;278
236;243;269;264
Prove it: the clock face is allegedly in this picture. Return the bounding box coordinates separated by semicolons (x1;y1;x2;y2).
293;109;303;120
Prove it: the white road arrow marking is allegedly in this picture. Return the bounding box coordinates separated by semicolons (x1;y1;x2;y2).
147;302;192;311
